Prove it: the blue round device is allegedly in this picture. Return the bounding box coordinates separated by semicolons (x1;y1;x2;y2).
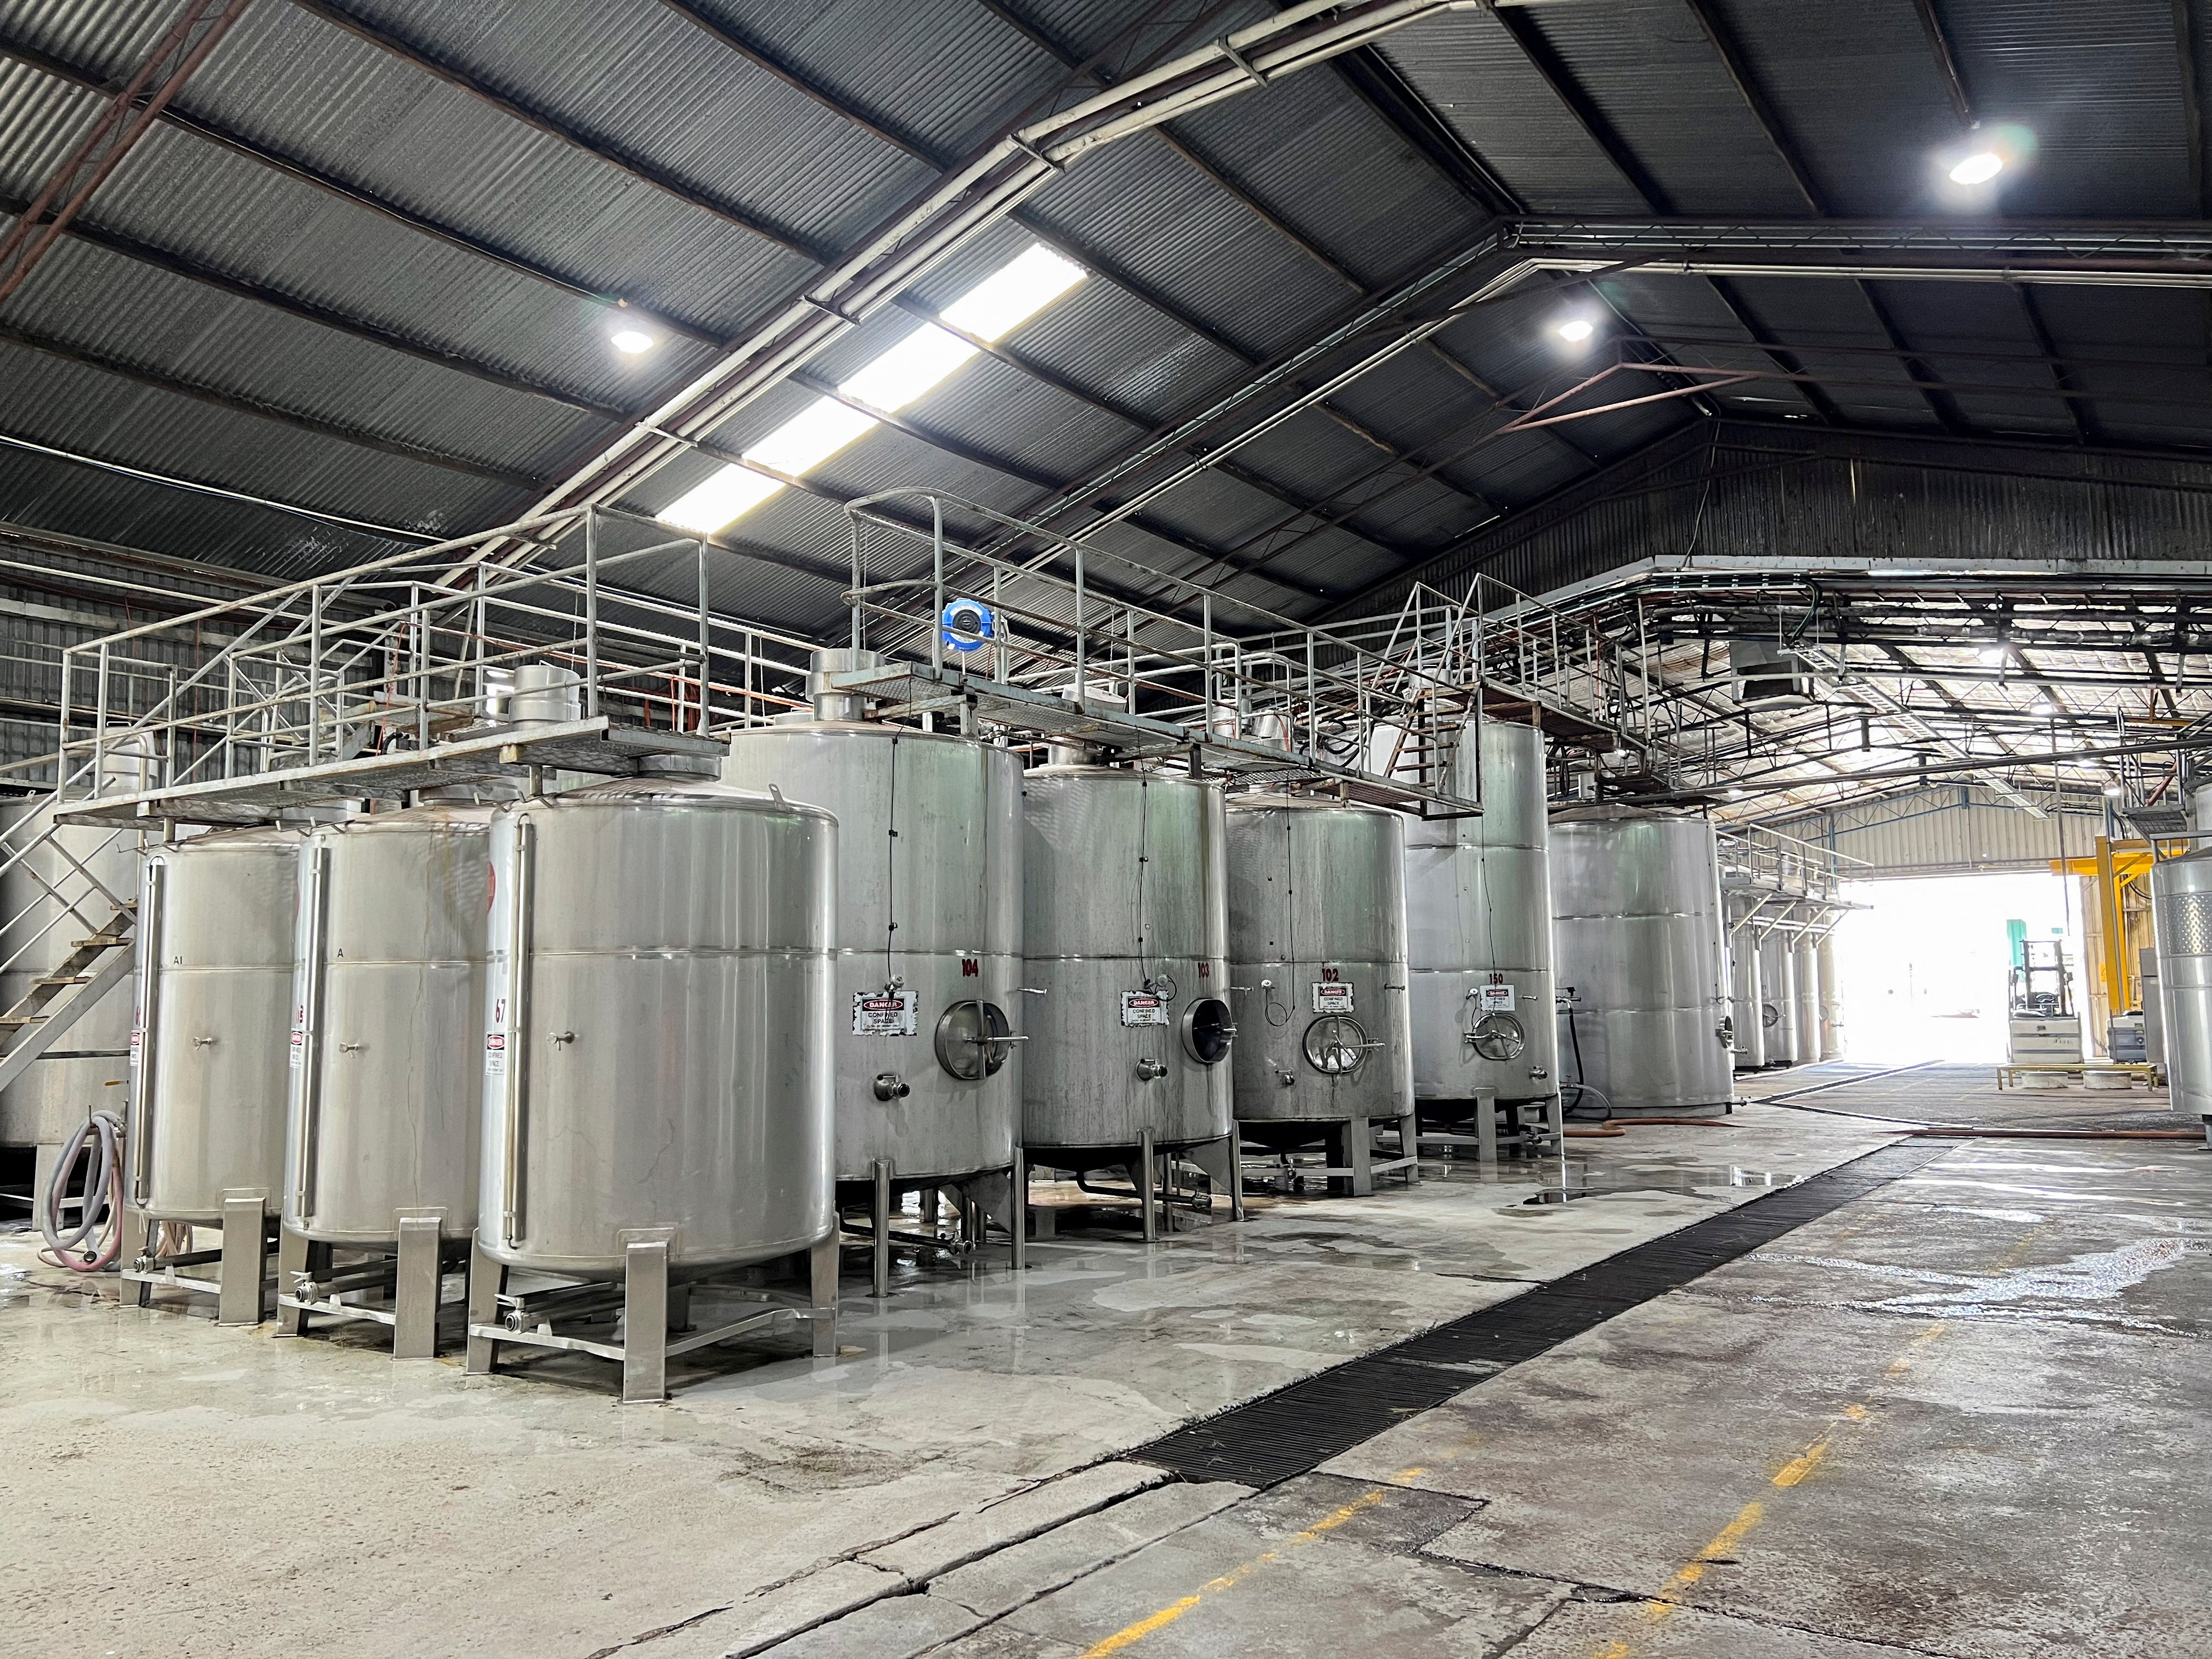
940;598;994;654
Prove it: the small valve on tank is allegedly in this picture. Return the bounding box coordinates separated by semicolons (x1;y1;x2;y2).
872;1073;911;1101
1135;1056;1167;1082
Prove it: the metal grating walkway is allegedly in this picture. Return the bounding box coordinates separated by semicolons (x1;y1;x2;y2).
1129;1138;1955;1488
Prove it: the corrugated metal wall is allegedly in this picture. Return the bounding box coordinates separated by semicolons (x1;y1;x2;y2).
1336;421;2212;617
1765;784;2111;878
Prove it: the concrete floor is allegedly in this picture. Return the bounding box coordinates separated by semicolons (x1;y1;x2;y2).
4;1074;2205;1657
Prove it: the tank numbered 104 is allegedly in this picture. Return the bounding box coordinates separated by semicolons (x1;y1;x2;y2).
852;989;919;1036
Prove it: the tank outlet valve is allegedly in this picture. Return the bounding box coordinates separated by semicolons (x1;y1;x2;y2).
873;1072;911;1101
1135;1056;1167;1082
551;1030;575;1045
1528;1064;1550;1080
1274;1066;1296;1088
191;1035;217;1047
293;1279;322;1301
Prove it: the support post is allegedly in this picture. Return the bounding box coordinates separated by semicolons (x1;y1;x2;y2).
809;1232;839;1358
1139;1127;1156;1242
464;1237;504;1376
619;1228;672;1404
274;1225;312;1337
1010;1146;1027;1271
1474;1088;1500;1163
216;1189;267;1326
1329;1120;1374;1198
1542;1090;1565;1153
392;1209;444;1359
871;1156;893;1299
1397;1110;1421;1185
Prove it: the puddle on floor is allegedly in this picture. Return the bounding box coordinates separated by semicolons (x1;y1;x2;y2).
1518;1166;1802;1207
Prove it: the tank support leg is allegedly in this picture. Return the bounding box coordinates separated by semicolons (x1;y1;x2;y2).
1182;1136;1241;1224
1010;1148;1027;1271
1138;1128;1157;1242
871;1158;894;1300
1542;1090;1565;1153
464;1239;504;1377
274;1229;314;1345
131;1213;157;1308
217;1189;268;1326
393;1209;445;1359
1396;1111;1421;1186
619;1228;673;1404
1475;1089;1499;1164
665;1280;693;1334
808;1233;839;1358
1328;1122;1374;1198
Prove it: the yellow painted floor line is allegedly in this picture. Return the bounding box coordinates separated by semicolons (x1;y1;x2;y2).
1076;1466;1426;1657
1589;1318;1946;1659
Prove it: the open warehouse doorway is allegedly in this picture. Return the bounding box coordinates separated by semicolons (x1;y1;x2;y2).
1830;873;2083;1065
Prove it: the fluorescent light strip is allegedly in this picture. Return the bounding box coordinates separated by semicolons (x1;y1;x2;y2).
660;244;1085;535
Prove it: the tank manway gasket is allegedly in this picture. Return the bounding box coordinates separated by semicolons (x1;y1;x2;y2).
1128;1138;1954;1488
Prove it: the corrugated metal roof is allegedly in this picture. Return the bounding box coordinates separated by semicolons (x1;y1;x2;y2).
0;0;2205;655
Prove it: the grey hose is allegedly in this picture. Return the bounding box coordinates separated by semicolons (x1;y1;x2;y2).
41;1109;125;1271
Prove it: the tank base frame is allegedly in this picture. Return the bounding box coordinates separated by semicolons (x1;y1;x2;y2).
274;1210;472;1359
119;1188;276;1326
1024;1132;1243;1243
1414;1090;1565;1161
843;1158;1026;1299
464;1232;840;1404
1235;1114;1422;1198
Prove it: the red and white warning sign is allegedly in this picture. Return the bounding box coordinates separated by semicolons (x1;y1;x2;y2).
1119;991;1169;1027
1312;980;1356;1014
852;989;919;1037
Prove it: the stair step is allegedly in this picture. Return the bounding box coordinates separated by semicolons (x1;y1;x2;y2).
0;1013;49;1025
33;974;92;987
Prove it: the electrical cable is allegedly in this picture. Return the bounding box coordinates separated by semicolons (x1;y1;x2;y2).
38;1109;125;1272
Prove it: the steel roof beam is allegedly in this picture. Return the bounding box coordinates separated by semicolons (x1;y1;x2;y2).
507;1;1520;551
0;320;543;489
0;0;249;309
286;0;829;260
0;30;723;350
1911;0;1977;126
2013;285;2100;445
0;188;633;426
784;370;1334;602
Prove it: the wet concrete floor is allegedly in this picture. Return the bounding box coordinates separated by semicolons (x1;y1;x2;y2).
4;1074;2204;1656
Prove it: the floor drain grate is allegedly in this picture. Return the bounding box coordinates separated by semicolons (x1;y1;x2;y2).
1129;1139;1954;1488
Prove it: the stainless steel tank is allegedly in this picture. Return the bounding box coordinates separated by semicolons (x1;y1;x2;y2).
1;800;140;1148
1020;765;1233;1161
2151;847;2212;1119
722;709;1020;1187
1817;933;1842;1060
129;827;303;1222
284;804;494;1246
1758;928;1798;1066
478;773;836;1274
1403;720;1556;1107
2142;945;2165;1069
1792;937;1821;1065
1728;895;1765;1070
1226;795;1413;1129
1551;808;1734;1114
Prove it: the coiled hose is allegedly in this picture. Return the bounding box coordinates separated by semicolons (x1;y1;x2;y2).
40;1109;125;1272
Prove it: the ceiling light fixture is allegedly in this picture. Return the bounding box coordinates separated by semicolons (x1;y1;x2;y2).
1978;644;2008;665
611;328;656;355
1554;316;1595;343
2028;699;2056;716
1948;151;2003;185
658;244;1085;535
2103;782;2126;798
